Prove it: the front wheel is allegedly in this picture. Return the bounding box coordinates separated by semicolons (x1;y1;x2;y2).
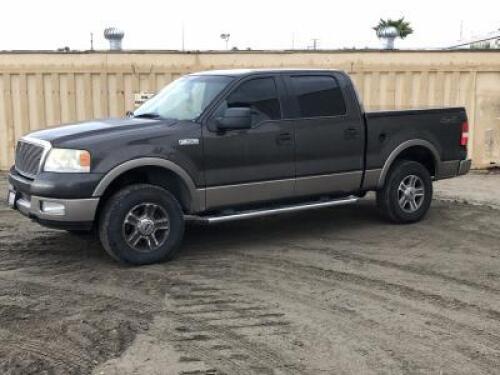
376;160;433;224
98;184;185;265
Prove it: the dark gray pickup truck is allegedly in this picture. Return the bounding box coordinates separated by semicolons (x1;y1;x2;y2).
7;69;471;264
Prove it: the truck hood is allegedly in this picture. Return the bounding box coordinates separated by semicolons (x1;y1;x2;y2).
26;117;176;145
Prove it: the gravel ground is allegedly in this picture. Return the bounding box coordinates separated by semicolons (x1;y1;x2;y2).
434;172;500;208
0;173;499;375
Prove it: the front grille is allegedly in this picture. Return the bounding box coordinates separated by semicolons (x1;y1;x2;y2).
15;140;45;178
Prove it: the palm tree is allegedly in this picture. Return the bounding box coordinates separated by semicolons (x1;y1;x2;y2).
373;17;413;39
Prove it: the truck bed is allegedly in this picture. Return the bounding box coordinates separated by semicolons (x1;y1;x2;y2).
364;107;468;173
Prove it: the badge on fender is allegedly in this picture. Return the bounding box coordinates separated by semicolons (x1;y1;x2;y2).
178;139;200;146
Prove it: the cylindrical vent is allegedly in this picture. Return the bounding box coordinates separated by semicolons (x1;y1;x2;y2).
104;27;125;50
377;26;398;49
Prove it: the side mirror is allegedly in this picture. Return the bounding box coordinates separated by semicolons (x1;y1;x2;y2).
216;107;252;130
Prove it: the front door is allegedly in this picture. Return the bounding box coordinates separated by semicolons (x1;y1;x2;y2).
202;76;295;210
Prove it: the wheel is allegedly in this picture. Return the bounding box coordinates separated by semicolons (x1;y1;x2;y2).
98;184;185;265
376;160;433;224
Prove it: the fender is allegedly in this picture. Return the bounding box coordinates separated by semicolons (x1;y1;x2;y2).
377;139;440;188
92;158;204;212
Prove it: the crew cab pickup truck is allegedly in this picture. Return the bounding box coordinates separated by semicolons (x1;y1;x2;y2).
7;69;471;264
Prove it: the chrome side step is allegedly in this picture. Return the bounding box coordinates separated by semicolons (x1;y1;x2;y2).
185;196;358;224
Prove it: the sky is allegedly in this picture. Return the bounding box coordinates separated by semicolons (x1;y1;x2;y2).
1;0;499;51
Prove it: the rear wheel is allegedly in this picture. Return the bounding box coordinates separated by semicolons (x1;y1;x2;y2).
98;184;185;265
376;160;433;224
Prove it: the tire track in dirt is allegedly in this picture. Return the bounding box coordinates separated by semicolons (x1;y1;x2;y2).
0;253;496;375
283;241;500;294
0;267;306;375
141;264;425;374
0;338;90;372
0;273;155;374
2;198;500;373
189;249;500;325
223;250;500;331
170;252;500;373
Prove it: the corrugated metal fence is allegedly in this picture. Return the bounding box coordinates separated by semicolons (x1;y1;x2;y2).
1;51;499;170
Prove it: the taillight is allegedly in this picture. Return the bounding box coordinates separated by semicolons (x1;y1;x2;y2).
460;121;469;147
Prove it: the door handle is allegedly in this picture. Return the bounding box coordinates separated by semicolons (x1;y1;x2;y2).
276;133;292;145
344;127;359;139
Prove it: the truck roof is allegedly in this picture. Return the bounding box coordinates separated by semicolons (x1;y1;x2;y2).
191;68;342;77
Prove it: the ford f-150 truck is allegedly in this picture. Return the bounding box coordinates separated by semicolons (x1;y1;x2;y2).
7;69;471;264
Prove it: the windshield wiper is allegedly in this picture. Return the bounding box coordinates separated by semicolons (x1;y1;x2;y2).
133;112;162;119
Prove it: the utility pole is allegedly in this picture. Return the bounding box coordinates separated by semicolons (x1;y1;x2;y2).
311;38;319;50
90;32;94;51
181;21;184;52
181;21;185;52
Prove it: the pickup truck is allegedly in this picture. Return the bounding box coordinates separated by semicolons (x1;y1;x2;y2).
7;69;471;264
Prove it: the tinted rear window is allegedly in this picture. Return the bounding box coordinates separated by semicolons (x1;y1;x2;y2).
291;75;346;118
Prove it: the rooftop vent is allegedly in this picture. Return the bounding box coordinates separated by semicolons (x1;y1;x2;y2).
104;27;124;50
377;26;399;49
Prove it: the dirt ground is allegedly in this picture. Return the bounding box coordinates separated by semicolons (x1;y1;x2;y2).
1;173;500;375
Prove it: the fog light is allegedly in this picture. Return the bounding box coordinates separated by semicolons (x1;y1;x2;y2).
40;201;65;216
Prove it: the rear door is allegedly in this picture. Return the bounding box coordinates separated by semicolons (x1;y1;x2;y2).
202;75;295;209
284;73;365;196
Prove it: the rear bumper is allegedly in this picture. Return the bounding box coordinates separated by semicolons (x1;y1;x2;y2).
436;159;471;180
457;159;472;176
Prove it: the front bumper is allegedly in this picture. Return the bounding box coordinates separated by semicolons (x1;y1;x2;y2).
7;183;99;230
8;166;103;199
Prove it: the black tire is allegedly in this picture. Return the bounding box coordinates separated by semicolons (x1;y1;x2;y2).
98;184;185;265
376;160;433;224
65;229;93;236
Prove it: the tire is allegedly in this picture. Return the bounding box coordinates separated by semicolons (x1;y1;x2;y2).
65;229;93;236
98;184;185;265
376;160;433;224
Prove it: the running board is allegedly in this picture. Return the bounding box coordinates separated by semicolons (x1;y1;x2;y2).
185;196;358;224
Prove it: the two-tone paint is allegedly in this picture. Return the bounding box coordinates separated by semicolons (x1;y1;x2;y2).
7;69;471;229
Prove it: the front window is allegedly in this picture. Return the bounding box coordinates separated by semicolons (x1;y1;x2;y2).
134;75;233;121
213;77;281;126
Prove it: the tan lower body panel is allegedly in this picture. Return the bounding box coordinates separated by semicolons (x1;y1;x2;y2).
205;178;294;210
294;171;362;197
363;169;382;190
204;171;364;211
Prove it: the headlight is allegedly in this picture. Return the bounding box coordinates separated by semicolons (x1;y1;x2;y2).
43;148;91;173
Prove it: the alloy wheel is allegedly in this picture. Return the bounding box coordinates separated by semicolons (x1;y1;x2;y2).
122;203;170;252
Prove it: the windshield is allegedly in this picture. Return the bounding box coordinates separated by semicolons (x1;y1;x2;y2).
134;75;233;121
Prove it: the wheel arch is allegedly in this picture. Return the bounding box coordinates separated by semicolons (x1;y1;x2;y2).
93;158;204;213
377;139;440;188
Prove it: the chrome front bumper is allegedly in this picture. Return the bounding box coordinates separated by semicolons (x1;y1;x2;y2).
7;185;99;223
